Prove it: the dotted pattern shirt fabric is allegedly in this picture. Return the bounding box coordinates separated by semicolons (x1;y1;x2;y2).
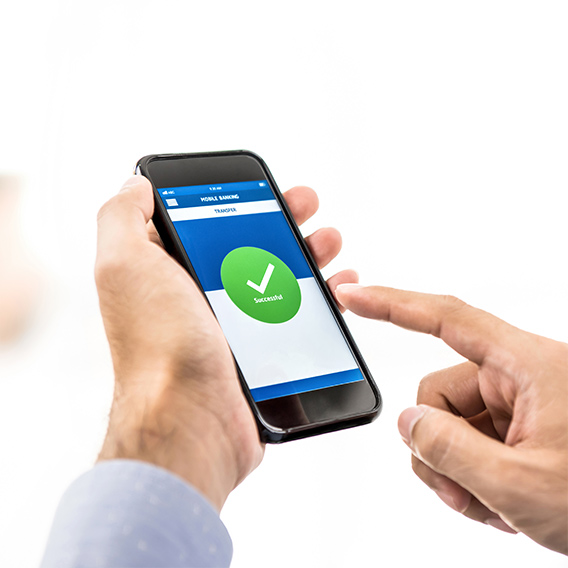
40;460;232;568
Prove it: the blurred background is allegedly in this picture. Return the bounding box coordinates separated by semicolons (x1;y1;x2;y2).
1;1;566;566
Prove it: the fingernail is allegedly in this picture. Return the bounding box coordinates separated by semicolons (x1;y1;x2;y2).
398;405;428;445
435;488;471;513
120;175;143;192
336;283;362;293
436;489;462;512
486;518;518;534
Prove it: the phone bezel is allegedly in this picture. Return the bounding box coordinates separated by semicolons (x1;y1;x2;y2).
136;150;382;442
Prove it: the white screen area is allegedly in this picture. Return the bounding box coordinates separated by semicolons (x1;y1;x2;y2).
206;277;358;391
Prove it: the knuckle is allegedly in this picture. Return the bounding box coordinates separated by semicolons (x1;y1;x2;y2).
417;361;477;407
94;250;127;291
417;373;437;402
96;196;117;223
441;295;469;317
97;193;132;223
440;295;470;323
440;294;466;308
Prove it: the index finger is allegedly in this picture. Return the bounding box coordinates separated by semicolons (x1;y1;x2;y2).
335;285;521;366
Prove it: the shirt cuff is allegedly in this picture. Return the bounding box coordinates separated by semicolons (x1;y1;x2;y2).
40;459;232;568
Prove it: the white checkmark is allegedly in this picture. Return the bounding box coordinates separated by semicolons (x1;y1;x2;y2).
246;263;275;295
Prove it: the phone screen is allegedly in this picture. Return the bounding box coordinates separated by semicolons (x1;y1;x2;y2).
142;152;380;439
157;178;365;402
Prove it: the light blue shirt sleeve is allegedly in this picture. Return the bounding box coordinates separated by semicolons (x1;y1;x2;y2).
40;460;232;568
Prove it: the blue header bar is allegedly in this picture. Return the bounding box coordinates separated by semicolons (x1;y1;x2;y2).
161;188;274;210
158;180;268;198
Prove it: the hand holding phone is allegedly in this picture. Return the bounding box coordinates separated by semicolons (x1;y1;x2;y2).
95;173;362;508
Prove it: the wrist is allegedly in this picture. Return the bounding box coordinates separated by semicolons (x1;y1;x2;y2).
98;380;240;511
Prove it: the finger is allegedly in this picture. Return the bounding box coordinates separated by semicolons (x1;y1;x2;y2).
398;405;520;511
417;363;506;440
146;220;163;247
412;457;517;533
326;270;359;313
282;186;319;226
304;227;342;269
467;409;505;441
417;362;485;418
411;455;472;512
335;285;520;366
97;176;154;255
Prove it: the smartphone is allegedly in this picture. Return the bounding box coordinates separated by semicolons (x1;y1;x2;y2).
136;151;382;442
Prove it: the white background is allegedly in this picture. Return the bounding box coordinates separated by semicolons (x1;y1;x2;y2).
0;2;567;566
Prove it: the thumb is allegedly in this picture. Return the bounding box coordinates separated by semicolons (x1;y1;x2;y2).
398;405;518;509
96;175;154;259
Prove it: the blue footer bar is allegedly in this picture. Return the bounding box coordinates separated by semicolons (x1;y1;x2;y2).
251;368;364;402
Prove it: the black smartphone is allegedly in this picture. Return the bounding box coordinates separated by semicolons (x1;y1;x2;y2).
136;151;382;442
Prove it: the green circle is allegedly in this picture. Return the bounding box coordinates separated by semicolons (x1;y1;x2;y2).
220;247;301;324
